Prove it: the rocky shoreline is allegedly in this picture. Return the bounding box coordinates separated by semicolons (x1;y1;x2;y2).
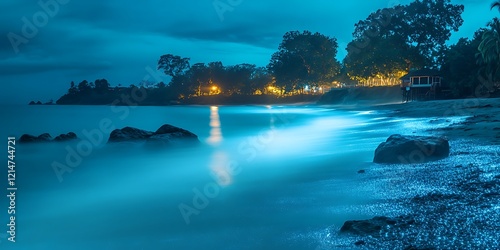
331;98;500;249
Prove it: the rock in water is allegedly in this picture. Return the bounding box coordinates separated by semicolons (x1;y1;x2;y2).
54;132;78;142
373;134;449;164
108;124;199;148
38;133;52;141
20;134;40;143
20;132;77;143
108;127;154;142
20;133;53;143
155;124;196;136
146;124;199;147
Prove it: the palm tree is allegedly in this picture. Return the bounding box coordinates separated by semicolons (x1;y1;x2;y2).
477;17;500;88
478;18;500;64
492;1;500;11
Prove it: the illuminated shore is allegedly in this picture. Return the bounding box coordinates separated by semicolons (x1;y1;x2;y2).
330;97;500;249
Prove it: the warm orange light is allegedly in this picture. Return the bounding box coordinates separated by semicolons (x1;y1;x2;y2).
212;86;218;91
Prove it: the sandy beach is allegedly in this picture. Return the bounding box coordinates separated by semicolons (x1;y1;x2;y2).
329;98;500;249
378;98;500;145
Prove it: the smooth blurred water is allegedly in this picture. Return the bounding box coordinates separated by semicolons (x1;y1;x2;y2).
0;105;411;250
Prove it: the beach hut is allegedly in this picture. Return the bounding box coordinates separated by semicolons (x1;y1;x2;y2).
400;69;443;101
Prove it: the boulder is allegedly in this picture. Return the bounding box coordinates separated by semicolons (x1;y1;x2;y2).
340;216;394;236
340;215;415;236
150;124;199;147
374;134;449;164
108;127;154;143
20;133;53;143
145;133;199;148
54;132;78;142
155;124;198;138
20;132;78;143
108;124;199;147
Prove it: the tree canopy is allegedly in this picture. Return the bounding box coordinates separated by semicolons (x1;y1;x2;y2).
268;30;341;93
441;30;485;97
477;18;500;91
345;0;464;82
157;54;191;77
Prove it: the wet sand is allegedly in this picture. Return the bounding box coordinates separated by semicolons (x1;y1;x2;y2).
327;98;500;249
377;98;500;145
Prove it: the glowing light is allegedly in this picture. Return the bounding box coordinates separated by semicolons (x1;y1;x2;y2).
207;106;222;145
210;151;232;186
211;86;218;91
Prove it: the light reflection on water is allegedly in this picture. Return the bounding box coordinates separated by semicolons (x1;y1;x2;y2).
207;106;223;146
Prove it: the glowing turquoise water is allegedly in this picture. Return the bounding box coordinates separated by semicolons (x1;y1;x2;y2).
0;105;411;249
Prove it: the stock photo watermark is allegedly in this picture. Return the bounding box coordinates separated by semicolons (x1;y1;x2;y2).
345;0;401;61
213;0;243;21
5;137;17;243
7;0;70;54
178;109;295;225
51;65;164;183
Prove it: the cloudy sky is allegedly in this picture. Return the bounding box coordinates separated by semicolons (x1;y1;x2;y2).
0;0;497;104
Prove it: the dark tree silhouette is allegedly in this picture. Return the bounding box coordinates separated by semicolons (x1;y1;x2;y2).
77;80;91;93
158;54;191;77
94;79;110;93
441;30;485;97
68;81;78;95
349;0;464;69
268;30;340;94
478;18;500;89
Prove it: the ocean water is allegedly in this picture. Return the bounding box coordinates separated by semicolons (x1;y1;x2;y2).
0;104;423;249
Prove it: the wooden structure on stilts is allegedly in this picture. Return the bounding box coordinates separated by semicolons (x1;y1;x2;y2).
400;69;443;102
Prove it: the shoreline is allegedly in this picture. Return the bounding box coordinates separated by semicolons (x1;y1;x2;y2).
376;98;500;145
330;98;500;249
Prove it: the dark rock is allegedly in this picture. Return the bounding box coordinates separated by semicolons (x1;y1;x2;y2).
340;216;391;235
358;170;366;174
54;132;78;142
145;134;199;148
108;124;199;147
155;124;197;138
373;134;449;164
36;101;42;105
38;133;52;141
19;134;40;143
340;216;414;236
20;133;53;143
108;127;154;143
28;101;36;105
482;192;500;198
494;175;500;179
354;240;366;246
146;125;199;147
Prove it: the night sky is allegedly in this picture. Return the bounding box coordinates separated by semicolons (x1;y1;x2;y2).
0;0;496;104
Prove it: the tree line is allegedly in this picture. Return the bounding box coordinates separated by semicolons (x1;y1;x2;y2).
57;0;500;105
